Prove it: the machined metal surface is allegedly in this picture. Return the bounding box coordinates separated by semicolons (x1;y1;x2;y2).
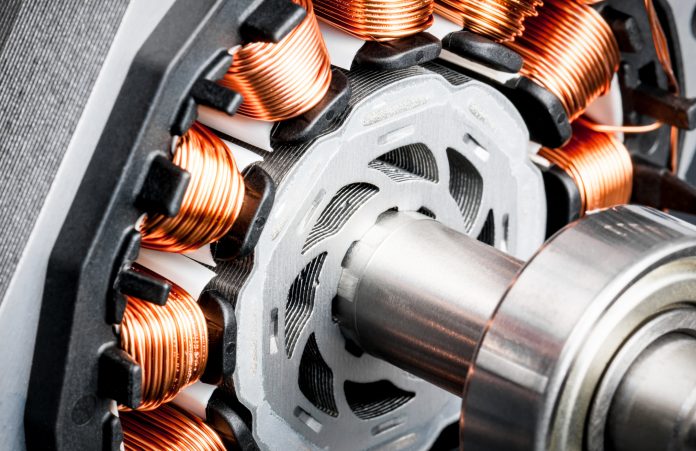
587;308;696;451
336;211;521;395
218;65;546;450
607;333;696;451
462;206;696;451
333;204;696;451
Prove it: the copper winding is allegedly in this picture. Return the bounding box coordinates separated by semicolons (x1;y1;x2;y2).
539;121;633;216
120;266;208;411
435;0;542;43
220;0;331;121
140;123;245;253
121;403;225;451
314;0;434;41
506;0;620;121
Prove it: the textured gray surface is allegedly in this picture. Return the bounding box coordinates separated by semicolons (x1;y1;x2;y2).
0;0;129;303
0;1;181;449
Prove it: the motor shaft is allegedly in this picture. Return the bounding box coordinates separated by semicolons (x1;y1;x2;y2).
335;211;521;395
608;333;696;451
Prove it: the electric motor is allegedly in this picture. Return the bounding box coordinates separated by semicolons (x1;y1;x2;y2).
2;1;696;450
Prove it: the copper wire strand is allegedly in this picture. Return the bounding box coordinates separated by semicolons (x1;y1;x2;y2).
120;266;208;411
121;403;225;451
314;0;434;41
645;0;680;173
220;0;332;121
435;0;542;43
539;121;633;216
140;123;245;253
505;0;620;121
577;117;663;134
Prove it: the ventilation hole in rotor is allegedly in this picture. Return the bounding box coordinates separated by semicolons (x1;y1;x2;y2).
294;406;323;433
417;206;435;219
270;308;279;355
299;334;338;417
371;417;406;436
303;183;378;253
501;213;509;253
477;210;495;246
447;148;483;233
345;380;415;420
285;253;327;358
368;143;439;183
462;133;482;148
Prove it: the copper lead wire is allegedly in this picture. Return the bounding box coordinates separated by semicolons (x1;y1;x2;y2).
121;404;225;451
220;0;332;121
539;121;633;216
645;0;680;173
506;0;620;121
140;123;245;253
314;0;434;41
435;0;542;42
120;266;208;411
577;117;663;135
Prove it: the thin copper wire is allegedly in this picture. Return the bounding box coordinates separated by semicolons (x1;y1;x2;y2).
220;0;332;121
121;403;225;451
314;0;434;41
577;117;664;134
539;121;633;216
435;0;542;43
120;266;208;411
645;0;680;173
140;123;245;253
506;0;620;121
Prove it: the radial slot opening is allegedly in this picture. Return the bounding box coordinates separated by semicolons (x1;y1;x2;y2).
368;143;439;183
285;253;327;358
477;210;495;245
299;334;339;417
417;206;436;219
344;380;415;420
447;148;483;232
303;183;378;253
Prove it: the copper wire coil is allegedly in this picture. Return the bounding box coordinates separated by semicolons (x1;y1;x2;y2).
539;121;633;216
506;0;620;121
120;266;208;411
140;123;245;253
435;0;542;43
121;403;225;451
220;0;332;121
314;0;434;41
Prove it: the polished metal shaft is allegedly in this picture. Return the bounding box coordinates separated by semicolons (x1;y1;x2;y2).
608;333;696;451
335;211;522;395
336;207;696;450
